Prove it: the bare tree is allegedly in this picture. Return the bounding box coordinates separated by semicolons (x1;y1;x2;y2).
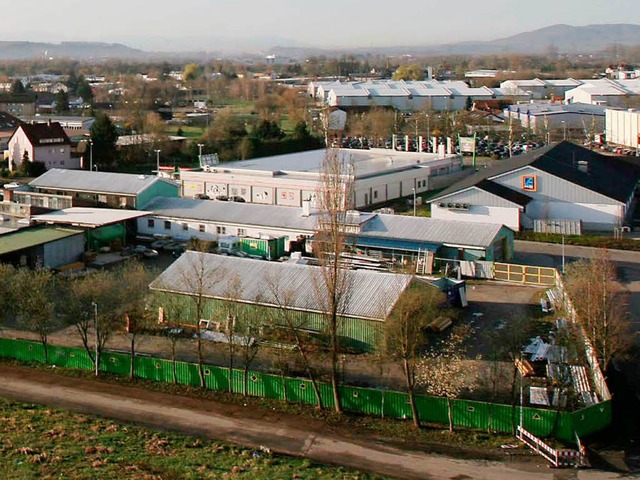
419;324;479;432
155;292;187;384
383;281;446;428
266;273;324;408
177;251;224;388
221;274;242;393
313;148;355;414
13;268;58;363
563;253;631;371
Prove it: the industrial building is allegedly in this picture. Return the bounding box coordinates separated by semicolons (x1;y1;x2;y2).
139;197;514;262
605;108;640;150
29;169;180;209
0;225;85;268
308;79;531;112
429;142;640;232
149;251;438;350
180;148;467;209
503;103;608;137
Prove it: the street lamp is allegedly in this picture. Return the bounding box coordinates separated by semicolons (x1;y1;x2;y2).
91;302;98;377
425;114;430;152
89;139;93;172
412;187;416;216
154;149;161;176
197;143;204;166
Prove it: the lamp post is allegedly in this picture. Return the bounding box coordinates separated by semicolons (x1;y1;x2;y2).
425;114;430;152
91;302;98;377
412;187;416;216
154;149;161;176
197;143;204;166
89;139;93;172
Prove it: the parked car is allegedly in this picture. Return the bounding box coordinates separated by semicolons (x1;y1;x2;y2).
195;193;211;200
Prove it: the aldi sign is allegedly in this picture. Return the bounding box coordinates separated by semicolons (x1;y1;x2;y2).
521;175;537;192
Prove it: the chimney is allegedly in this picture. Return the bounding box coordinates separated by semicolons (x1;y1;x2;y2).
418;135;424;152
302;198;311;217
47;119;52;127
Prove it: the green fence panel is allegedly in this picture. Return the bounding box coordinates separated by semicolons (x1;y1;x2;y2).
135;356;174;383
453;399;491;430
382;390;412;419
339;386;383;416
259;372;286;402
9;340;46;363
571;400;612;439
175;361;202;387
103;352;131;377
521;407;560;438
228;368;245;395
487;403;517;434
415;394;448;424
206;366;231;392
285;378;319;406
318;382;336;410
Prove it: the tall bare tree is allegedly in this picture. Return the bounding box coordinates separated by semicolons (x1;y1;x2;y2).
563;253;631;371
313;148;356;414
177;251;224;388
383;281;446;428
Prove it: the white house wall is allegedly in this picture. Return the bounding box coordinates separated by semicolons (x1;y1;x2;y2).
525;201;623;230
431;187;522;230
137;216;312;246
432;204;520;230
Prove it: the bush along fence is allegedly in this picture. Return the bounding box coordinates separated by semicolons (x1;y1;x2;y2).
0;338;611;443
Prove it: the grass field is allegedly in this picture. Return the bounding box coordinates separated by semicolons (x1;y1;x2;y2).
0;398;384;480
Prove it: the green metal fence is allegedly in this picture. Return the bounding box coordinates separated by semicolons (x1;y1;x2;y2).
0;338;611;442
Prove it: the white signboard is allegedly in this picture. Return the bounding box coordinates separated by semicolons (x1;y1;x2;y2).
459;136;476;153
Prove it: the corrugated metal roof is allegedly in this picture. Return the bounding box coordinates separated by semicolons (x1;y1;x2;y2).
360;215;504;248
0;226;83;255
32;207;150;228
145;197;318;232
145;197;505;248
149;252;413;321
29;169;178;196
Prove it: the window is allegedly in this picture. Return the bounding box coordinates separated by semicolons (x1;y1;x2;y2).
373;191;378;199
98;195;107;203
237;228;246;236
217;226;226;234
164;221;171;230
199;224;205;233
147;219;155;228
182;223;188;231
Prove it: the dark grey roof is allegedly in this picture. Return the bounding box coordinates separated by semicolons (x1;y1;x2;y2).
432;142;640;204
150;251;413;321
476;179;532;207
29;169;178;196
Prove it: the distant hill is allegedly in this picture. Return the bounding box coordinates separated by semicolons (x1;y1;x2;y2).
0;41;145;60
1;23;639;61
268;24;640;59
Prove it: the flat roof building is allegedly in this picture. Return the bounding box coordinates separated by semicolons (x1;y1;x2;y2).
180;148;467;209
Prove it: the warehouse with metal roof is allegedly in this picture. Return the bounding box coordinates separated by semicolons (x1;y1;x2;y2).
429;142;640;231
139;197;514;262
29;169;180;209
149;251;427;350
0;225;84;268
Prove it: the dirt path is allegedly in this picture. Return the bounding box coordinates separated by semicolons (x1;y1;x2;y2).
0;364;621;480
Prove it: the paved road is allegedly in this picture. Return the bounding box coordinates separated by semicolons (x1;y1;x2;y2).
0;364;625;480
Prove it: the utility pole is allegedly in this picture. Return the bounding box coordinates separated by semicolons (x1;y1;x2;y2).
89;139;93;172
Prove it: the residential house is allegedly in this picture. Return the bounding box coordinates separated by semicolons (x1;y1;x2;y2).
7;121;77;171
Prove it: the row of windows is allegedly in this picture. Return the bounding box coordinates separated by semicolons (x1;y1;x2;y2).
147;219;247;236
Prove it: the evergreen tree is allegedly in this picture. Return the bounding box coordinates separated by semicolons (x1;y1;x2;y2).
90;113;119;166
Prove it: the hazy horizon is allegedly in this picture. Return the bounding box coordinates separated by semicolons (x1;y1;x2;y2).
2;0;640;52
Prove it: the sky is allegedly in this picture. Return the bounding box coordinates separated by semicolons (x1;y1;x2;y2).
2;0;639;52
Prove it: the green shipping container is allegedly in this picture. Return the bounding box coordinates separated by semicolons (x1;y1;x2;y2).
239;236;286;260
